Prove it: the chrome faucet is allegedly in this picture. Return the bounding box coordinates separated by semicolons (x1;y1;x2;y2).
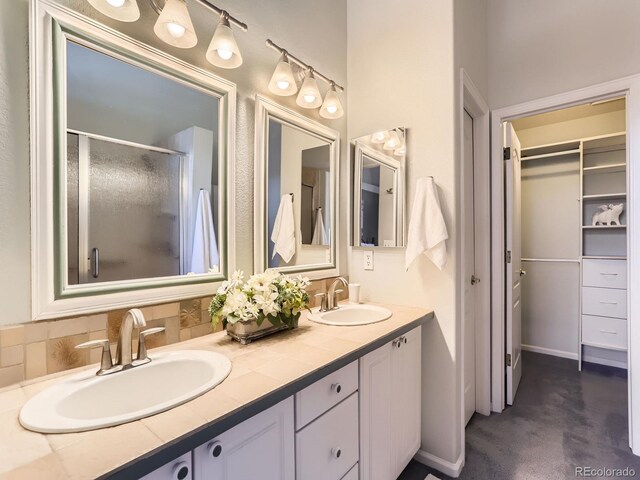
115;308;146;369
326;277;349;311
75;308;164;376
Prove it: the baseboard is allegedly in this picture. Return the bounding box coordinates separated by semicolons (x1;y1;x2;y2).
414;449;464;478
521;344;578;360
583;354;628;370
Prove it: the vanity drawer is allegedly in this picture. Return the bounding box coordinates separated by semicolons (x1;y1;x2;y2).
582;315;627;350
582;286;627;319
583;259;627;289
296;393;359;480
295;360;358;429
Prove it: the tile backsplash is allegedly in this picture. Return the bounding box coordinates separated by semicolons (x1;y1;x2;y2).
0;277;345;388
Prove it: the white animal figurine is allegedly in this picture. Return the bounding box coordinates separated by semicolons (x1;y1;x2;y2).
591;203;624;226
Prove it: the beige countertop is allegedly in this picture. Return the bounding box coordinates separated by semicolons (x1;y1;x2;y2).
0;303;432;480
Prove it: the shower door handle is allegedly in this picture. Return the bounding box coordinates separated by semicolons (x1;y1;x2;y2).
91;248;100;279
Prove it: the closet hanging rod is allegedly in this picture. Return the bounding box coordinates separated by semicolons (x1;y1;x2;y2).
521;258;580;264
583;146;626;155
521;149;581;161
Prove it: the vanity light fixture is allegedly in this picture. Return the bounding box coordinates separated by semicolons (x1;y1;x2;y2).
206;12;243;68
87;0;140;22
394;145;407;156
320;82;344;119
266;39;345;118
371;130;390;144
296;70;323;109
383;130;402;151
268;53;298;96
153;0;197;48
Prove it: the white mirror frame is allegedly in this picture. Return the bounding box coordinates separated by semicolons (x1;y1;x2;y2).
352;141;406;248
30;0;236;320
253;95;340;279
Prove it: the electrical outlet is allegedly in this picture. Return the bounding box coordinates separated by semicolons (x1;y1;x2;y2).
363;250;374;271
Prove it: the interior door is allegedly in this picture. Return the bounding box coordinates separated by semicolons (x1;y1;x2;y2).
504;122;523;405
463;111;477;425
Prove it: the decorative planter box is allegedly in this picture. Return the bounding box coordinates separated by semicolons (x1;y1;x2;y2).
225;314;300;345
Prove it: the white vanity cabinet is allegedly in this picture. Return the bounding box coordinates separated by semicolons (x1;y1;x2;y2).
360;326;422;480
192;397;295;480
140;453;192;480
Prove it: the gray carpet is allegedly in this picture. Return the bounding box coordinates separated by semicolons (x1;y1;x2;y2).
399;351;640;479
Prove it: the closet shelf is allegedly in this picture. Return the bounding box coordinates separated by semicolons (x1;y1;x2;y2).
582;163;626;174
582;225;626;230
583;192;626;200
582;255;627;260
521;149;580;161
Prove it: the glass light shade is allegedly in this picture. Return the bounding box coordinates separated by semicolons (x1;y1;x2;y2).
153;0;197;49
268;55;298;96
296;72;322;109
394;145;407;156
319;85;344;119
383;130;402;150
206;16;243;69
87;0;140;22
371;130;390;144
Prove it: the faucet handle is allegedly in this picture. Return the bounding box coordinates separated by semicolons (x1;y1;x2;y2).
76;339;113;375
135;327;165;364
315;292;329;312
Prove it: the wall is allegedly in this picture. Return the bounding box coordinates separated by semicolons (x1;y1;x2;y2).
0;0;347;327
348;0;462;469
488;0;640;109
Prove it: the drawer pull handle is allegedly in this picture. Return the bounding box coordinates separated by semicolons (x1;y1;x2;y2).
172;461;190;480
599;330;618;335
208;441;223;458
600;272;619;276
331;383;342;394
599;301;618;305
331;448;342;459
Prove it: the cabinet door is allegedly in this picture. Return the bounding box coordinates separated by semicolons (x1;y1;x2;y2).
391;326;422;478
359;342;394;480
193;397;294;480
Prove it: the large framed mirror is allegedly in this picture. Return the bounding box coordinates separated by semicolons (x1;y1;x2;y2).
352;128;407;247
254;95;339;278
31;1;236;319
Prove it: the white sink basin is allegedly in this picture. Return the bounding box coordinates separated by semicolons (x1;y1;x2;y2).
19;350;231;433
307;304;392;326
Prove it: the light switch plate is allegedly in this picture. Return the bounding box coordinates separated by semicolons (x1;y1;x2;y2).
363;250;374;271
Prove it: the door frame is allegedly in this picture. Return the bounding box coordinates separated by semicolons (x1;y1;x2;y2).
490;74;640;454
460;69;492;430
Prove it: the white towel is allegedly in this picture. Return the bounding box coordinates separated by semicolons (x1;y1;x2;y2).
271;194;296;263
311;207;329;245
405;177;448;271
190;189;219;274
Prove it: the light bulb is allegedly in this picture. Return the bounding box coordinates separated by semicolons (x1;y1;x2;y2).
277;80;290;90
166;22;186;38
88;0;139;21
107;0;125;7
326;105;338;114
217;48;233;60
304;93;316;104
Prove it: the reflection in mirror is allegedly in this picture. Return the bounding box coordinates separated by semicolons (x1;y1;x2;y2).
64;40;222;287
352;128;406;247
255;95;339;278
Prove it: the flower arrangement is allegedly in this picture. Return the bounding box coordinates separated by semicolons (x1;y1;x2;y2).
209;270;311;331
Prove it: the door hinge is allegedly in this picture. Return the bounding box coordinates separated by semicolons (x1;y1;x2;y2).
503;147;511;161
506;353;512;367
505;250;512;264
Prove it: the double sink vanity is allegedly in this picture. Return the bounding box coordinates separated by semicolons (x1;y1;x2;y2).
3;304;431;479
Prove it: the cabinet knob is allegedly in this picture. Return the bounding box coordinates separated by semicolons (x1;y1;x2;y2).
393;338;402;348
331;383;342;394
208;441;223;458
172;461;190;480
331;447;342;459
403;336;408;344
